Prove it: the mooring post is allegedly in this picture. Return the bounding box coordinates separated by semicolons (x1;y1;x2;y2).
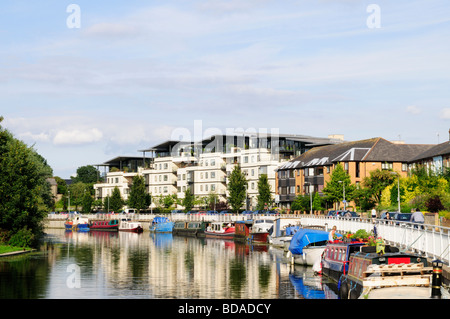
431;259;443;299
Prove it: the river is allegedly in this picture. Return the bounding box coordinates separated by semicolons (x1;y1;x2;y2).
0;228;339;300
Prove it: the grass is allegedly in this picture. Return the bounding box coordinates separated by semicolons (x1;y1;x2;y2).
0;245;31;254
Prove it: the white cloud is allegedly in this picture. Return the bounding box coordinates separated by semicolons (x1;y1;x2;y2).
406;105;421;115
440;108;450;120
53;128;103;146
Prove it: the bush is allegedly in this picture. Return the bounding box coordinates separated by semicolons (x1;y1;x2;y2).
426;196;445;213
8;227;35;248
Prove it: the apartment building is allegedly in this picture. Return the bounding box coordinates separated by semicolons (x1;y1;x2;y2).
276;137;435;209
93;133;341;210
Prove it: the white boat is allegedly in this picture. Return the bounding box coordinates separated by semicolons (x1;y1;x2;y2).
119;218;143;233
293;245;326;266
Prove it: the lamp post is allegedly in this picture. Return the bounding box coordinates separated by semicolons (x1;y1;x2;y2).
391;172;401;213
68;190;71;214
338;181;346;211
304;182;313;215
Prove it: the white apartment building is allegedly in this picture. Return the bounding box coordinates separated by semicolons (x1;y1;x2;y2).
93;133;341;210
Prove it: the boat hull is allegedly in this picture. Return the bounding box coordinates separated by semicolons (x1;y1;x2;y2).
119;227;143;233
90;220;119;231
250;232;269;244
149;222;174;233
204;230;235;240
293;246;325;266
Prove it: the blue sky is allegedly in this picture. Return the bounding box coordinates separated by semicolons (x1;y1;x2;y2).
1;0;450;178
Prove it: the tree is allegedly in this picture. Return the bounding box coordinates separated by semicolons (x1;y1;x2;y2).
256;174;272;210
312;192;323;212
72;165;100;184
0;116;53;247
323;163;355;209
206;192;219;210
108;187;124;212
291;194;310;212
128;175;151;213
182;188;195;212
81;191;94;214
227;165;248;213
363;169;396;205
68;182;88;211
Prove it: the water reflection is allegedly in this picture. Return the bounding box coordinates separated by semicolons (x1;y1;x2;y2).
0;229;335;299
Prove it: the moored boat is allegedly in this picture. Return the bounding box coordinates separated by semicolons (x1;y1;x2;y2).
321;241;366;283
149;216;174;233
250;219;273;244
234;220;253;241
174;221;208;237
339;245;432;299
90;219;119;231
205;222;235;239
288;228;329;266
65;215;90;231
119;218;143;233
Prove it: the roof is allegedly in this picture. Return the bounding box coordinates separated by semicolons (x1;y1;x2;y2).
409;141;450;162
94;156;146;167
277;137;435;170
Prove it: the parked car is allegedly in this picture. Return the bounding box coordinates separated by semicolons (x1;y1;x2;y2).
341;211;360;218
241;210;253;215
206;210;218;215
219;210;233;215
186;210;199;215
267;210;279;215
171;209;184;214
253;210;267;214
327;210;337;217
380;211;398;221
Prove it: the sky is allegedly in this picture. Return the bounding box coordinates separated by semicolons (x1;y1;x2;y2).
1;0;450;179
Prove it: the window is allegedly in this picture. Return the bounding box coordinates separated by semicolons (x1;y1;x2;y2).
382;162;393;170
402;163;408;172
163;186;168;193
164;175;168;182
164;163;168;169
205;172;209;179
211;159;215;166
211;184;215;191
244;156;248;163
211;172;215;179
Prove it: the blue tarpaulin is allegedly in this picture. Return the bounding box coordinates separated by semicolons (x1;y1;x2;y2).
285;226;300;236
289;228;330;255
152;216;170;224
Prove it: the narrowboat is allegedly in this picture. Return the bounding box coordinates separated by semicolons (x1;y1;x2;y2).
119;218;143;233
174;221;208;237
339;245;432;299
90;219;119;231
173;221;187;235
65;216;90;231
149;216;174;233
250;219;273;243
205;222;235;239
234;220;253;241
321;242;366;283
289;228;329;266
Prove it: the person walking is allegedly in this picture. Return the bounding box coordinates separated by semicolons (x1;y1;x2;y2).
371;208;377;222
411;208;425;229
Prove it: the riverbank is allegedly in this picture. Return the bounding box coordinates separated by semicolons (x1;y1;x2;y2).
0;245;34;257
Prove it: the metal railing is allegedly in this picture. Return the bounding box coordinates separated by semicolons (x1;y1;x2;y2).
300;215;450;265
46;212;449;264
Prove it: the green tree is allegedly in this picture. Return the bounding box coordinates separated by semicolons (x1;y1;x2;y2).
291;194;310;212
312;192;323;211
206;192;219;210
68;182;88;211
182;188;195;212
128;175;151;213
108;187;124;212
81;191;94;214
0;116;53;247
72;165;100;184
227;165;248;213
363;169;396;206
323;163;355;209
256;174;272;210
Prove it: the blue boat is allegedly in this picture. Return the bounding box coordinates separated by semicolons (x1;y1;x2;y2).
65;215;90;232
288;228;330;266
149;216;174;233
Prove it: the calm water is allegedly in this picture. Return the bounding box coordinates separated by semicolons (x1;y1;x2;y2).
0;229;338;299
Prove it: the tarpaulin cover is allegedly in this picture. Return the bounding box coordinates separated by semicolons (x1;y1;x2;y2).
285;226;300;236
289;228;330;255
152;216;170;224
